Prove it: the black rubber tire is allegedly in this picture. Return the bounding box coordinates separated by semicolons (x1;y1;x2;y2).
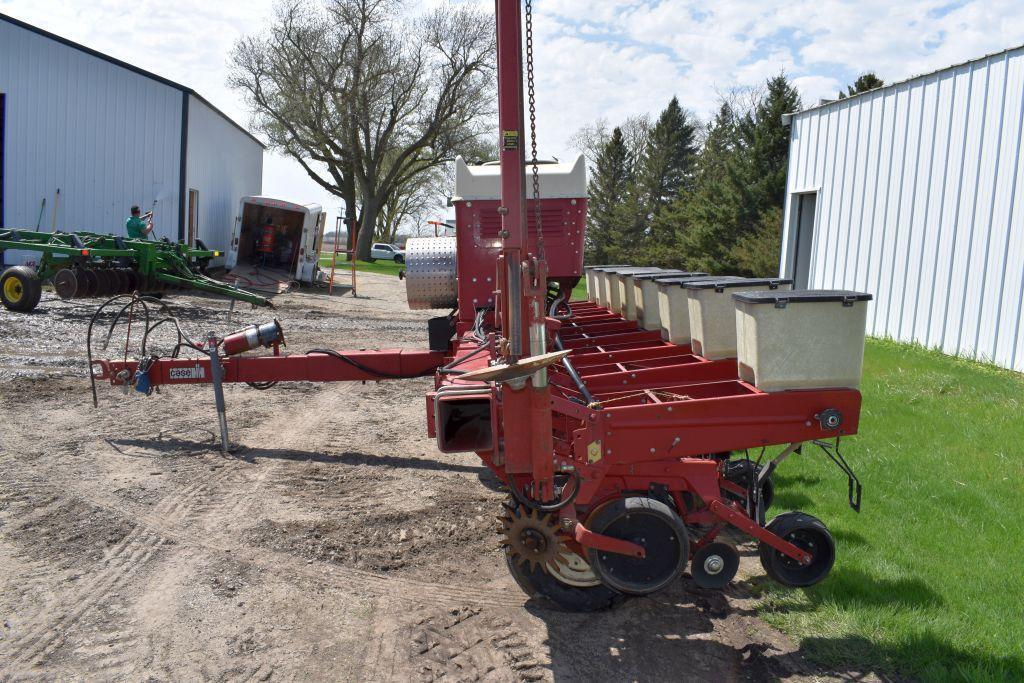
504;548;621;612
394;254;404;264
758;512;836;588
1;266;43;312
586;497;689;596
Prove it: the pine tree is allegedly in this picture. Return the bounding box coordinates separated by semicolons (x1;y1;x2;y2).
679;74;801;275
838;72;884;99
673;103;742;272
631;97;699;262
585;127;633;264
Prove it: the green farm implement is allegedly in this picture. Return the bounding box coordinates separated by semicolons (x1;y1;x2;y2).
0;229;271;312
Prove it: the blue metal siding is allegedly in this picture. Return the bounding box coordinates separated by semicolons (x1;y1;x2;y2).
782;46;1024;372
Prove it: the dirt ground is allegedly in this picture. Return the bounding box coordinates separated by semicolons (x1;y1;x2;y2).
0;273;865;681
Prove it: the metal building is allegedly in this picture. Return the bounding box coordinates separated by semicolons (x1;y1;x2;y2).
781;45;1024;372
0;12;263;265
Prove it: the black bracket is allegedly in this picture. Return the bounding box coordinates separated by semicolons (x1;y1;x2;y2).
813;438;862;512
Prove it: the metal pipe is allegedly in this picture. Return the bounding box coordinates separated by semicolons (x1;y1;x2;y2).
207;333;230;454
552;334;596;406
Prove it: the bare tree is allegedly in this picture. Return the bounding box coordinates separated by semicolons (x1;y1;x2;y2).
568;114;652;168
230;0;495;259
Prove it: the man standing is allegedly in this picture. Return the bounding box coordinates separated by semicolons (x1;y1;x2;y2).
126;205;153;239
256;217;277;267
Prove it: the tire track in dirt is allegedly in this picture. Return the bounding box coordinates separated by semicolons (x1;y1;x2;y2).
0;467;242;678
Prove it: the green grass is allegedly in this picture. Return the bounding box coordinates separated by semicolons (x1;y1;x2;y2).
319;254;591;298
751;339;1024;681
570;279;587;300
318;253;405;277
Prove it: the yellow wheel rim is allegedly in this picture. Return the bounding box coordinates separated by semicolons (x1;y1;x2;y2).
3;277;23;303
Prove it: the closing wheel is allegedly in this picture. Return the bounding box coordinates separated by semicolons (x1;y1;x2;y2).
1;266;43;312
586;497;689;596
691;542;740;589
758;512;835;588
53;268;79;299
504;548;620;612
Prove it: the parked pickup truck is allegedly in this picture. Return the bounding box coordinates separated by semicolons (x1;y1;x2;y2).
370;243;405;263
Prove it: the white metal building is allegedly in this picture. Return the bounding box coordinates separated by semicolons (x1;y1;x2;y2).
780;45;1024;372
0;13;263;265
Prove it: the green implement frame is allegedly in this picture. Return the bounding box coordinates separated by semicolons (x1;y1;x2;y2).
0;229;271;312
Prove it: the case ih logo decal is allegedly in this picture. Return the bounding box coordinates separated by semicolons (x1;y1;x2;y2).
169;365;205;380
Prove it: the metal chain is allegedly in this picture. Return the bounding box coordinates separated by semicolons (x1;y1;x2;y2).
524;0;544;259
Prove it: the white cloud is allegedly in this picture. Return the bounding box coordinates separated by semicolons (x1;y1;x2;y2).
3;0;1024;227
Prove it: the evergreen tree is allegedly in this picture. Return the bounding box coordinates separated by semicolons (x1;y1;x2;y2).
681;74;800;274
838;72;884;99
631;97;699;262
585;127;633;263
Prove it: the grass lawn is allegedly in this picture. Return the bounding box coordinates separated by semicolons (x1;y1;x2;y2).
751;339;1024;681
320;254;591;298
318;253;405;277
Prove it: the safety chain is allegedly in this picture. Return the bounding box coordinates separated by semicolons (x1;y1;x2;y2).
524;0;545;259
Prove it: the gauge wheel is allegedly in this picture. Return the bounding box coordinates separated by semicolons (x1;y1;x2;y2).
1;266;43;312
758;512;836;587
586;497;689;596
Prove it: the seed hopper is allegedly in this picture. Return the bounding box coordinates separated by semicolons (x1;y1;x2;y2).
90;0;870;609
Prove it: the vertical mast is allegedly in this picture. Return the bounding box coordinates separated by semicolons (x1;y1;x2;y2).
495;0;528;360
493;0;554;500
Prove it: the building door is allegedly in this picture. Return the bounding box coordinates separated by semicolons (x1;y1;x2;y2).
187;189;199;246
0;94;6;229
790;192;817;289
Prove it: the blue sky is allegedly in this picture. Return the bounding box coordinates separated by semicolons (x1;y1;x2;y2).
2;0;1023;230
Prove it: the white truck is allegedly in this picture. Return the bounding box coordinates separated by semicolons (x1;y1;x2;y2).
226;196;327;285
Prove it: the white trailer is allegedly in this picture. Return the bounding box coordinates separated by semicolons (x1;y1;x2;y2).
226;196;327;285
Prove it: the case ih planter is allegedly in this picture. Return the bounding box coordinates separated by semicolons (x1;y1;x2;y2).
91;0;870;610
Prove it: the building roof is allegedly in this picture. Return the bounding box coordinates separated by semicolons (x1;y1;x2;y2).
787;42;1024;121
0;11;266;150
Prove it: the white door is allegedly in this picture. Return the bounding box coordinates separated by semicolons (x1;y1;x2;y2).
294;209;323;282
226;211;243;269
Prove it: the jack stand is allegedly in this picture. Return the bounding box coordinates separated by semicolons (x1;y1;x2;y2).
207;332;232;454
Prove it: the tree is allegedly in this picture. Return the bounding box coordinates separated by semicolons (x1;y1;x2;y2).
635;97;699;210
585;127;633;263
633;97;699;261
568;114;651;169
651;102;738;270
679;74;800;274
229;0;496;259
838;72;884;99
